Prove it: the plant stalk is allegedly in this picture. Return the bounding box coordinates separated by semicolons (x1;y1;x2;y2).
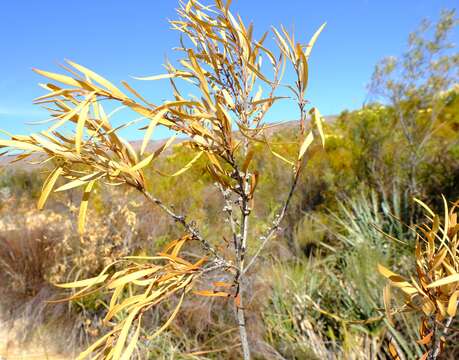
236;291;251;360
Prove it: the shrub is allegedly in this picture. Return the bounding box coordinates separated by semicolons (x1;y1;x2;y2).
0;1;327;358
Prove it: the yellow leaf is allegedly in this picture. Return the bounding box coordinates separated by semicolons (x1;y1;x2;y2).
388;341;401;360
133;73;176;81
311;107;325;147
104;294;145;323
120;137;139;164
378;264;417;295
108;268;159;289
431;247;448;271
299;48;308;89
141;109;167;155
120;316;142;360
147;290;186;339
185;0;193;13
242;149;254;173
253;86;263;103
170;151;203;176
298;131;314;160
33;68;83;88
75;102;89;154
55;172;104;192
0;139;43;153
272;27;291;59
130;153;154;172
111;307;140;360
56;274;109;289
270;149;295;166
49;97;92;132
447;290;459;317
427;273;459;288
78;180;95;234
152;135;177;159
38;167;63;210
414;198;435;217
222;89;235;108
212;282;233;288
194;290;230;297
304;22;326;58
247;62;271;84
76;329;116;360
66;60;126;99
378;264;397;279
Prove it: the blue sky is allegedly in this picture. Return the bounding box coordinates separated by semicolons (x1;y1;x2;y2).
0;0;457;139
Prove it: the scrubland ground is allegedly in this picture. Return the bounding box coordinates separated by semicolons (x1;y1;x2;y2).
0;6;457;358
0;87;458;358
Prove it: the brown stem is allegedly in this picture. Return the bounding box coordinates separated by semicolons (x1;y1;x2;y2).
243;167;301;274
233;151;252;360
140;188;223;261
235;292;251;360
428;315;454;360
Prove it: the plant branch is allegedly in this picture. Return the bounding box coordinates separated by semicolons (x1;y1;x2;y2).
140;188;223;261
243;167;301;274
429;315;455;360
216;183;241;259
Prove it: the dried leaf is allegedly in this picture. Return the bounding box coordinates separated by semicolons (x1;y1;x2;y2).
141;109;168;155
75;101;89;154
38;167;63;210
170;151;203;176
447;290;459;317
78;180;95;234
56;274;110;289
304;22;326;58
67;60;126;99
427;273;459;288
298;131;314;160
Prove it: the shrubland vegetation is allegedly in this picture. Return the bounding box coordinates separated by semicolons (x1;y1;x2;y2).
0;1;458;359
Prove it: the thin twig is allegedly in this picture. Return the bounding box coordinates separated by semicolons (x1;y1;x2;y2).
140;189;223;261
243;168;300;274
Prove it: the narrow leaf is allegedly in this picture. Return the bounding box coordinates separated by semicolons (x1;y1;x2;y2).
38;167;63;210
170;151;203;176
298;131;314;160
75;102;89;154
66;60;126;99
141;109;167;155
78;180;95;234
304;22;326;58
56;274;109;289
427;273;459;288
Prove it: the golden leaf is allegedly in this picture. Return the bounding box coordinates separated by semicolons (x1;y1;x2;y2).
38;167;63;210
447;290;459;317
75;101;89;154
67;60;127;99
78;180;95;234
298;131;314;160
55;274;109;289
304;22;326;58
170;151;203;177
141;109;168;156
427;273;459;288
